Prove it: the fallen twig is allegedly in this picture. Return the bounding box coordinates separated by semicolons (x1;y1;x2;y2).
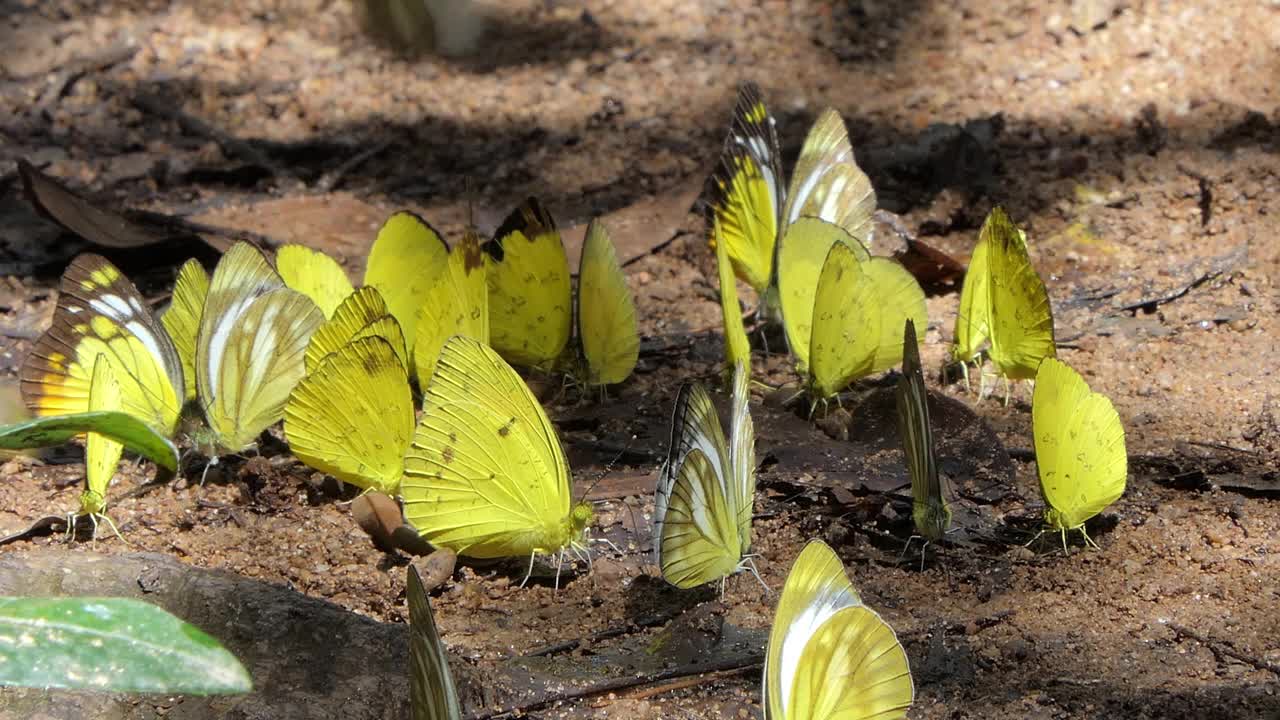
130;92;291;180
1118;243;1247;313
521;608;685;657
1164;621;1280;677
468;654;763;720
315;139;394;192
611;665;757;702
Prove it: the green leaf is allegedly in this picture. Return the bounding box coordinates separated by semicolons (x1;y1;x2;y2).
0;597;251;695
0;412;178;471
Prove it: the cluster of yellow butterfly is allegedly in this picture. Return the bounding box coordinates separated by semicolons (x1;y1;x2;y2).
708;84;1126;551
709;84;926;408
16;80;1136;720
20;200;637;559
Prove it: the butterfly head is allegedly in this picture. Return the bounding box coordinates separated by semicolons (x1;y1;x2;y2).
79;488;106;517
1043;506;1083;535
912;500;951;543
569;501;594;541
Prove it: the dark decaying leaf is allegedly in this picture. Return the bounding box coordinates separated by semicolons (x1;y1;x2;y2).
18;160;232;253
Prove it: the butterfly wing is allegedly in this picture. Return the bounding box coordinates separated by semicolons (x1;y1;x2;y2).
709;83;783;295
727;361;755;555
951;233;992;364
364;211;450;353
778;218;869;373
986;208;1055;381
895;320;948;542
408;564;463;720
780;109;876;243
21;254;184;436
782;606;914;720
285;337;414;495
161;258;209;402
577;219;639;386
276;244;356;319
402;336;585;558
483;199;572;370
807;243;878;400
862;257;928;376
82;354;124;517
413;231;489;389
306;286;408;373
1033;358;1127;531
714;221;753;374
654;381;739;588
763;540;862;720
199;285;323;453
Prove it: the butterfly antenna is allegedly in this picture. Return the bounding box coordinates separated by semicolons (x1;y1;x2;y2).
576;433;637;507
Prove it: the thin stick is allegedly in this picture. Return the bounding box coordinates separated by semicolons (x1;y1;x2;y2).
614;665;758;702
467;655;763;720
520;608;686;658
1165;622;1280;676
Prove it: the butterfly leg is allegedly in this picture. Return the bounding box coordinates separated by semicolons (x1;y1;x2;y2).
520;551;537;587
1078;525;1101;550
959;361;972;393
1023;527;1046;549
1058;528;1071;556
591;535;623;557
1002;376;1012;407
740;556;770;593
96;513;127;544
64;512;79;542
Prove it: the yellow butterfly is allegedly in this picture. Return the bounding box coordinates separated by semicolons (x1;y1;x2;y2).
413;230;489;389
778;218;870;374
714;219;752;376
764;540;913;720
710;83;876;317
21;254;185;438
306;286;408;373
482;198;571;370
896;319;949;546
366;211;450;353
195;242;324;454
484;200;638;387
401;335;593;580
74;354;126;541
407;563;463;720
1031;358;1127;551
161;258;209;403
654;362;759;589
984;208;1055;397
276;244;355;320
285;336;414;495
949;228;991;390
802;241;927;405
575;219;639;386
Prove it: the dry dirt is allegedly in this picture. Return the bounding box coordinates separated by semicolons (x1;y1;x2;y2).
1;1;1279;719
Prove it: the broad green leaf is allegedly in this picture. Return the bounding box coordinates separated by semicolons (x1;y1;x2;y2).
0;412;178;471
0;597;251;694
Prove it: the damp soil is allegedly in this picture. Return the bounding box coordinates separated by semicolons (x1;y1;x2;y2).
1;1;1279;718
